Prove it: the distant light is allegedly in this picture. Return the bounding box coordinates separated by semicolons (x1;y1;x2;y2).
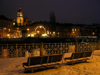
17;36;19;38
34;33;36;35
27;28;29;31
14;35;16;38
50;32;51;34
42;34;48;37
19;7;21;9
17;28;19;30
53;32;55;34
20;35;22;37
8;29;10;32
7;34;9;36
31;34;34;37
13;22;15;25
37;31;39;33
93;32;95;35
39;26;42;28
47;31;49;34
28;34;30;37
72;29;74;31
58;32;59;35
75;29;76;31
4;28;6;30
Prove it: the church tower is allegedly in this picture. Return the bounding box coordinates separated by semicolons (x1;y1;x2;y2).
17;5;23;26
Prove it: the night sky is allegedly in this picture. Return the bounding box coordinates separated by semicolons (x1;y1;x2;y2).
0;0;100;24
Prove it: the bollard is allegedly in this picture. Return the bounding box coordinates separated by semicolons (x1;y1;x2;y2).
97;41;100;50
25;51;29;57
15;49;18;57
40;42;43;56
75;42;78;52
16;43;18;57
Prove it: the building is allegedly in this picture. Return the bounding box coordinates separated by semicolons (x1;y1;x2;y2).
16;5;33;26
16;22;98;38
16;5;24;26
0;15;13;38
0;5;99;39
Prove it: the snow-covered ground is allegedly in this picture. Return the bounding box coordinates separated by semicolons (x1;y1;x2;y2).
0;50;100;75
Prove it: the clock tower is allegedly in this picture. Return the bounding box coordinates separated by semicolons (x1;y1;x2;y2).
17;5;23;26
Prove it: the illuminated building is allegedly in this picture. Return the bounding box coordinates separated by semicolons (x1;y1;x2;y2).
16;5;33;26
0;15;13;38
0;5;99;39
17;5;24;26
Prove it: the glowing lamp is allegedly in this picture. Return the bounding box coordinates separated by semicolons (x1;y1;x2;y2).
40;26;42;28
27;28;29;31
31;34;34;37
4;28;6;30
42;34;47;37
28;34;30;37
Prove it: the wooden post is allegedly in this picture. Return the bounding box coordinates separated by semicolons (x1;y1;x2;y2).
61;43;62;54
7;43;8;58
16;43;18;57
97;41;100;50
40;42;43;56
75;42;78;52
2;45;3;58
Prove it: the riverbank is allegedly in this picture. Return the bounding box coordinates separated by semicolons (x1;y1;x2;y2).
0;50;100;75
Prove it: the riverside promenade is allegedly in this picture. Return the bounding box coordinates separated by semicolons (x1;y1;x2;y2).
0;50;100;75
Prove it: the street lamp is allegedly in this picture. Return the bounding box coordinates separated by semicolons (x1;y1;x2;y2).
27;28;29;31
37;31;40;37
93;32;95;35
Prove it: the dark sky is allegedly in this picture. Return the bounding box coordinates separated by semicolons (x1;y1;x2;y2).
0;0;100;24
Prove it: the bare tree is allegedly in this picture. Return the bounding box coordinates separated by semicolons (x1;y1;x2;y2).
50;11;56;23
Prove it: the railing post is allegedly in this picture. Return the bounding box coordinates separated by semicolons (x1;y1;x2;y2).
75;42;78;52
16;43;18;57
40;42;43;56
97;41;100;50
61;42;62;54
7;43;8;58
2;45;3;58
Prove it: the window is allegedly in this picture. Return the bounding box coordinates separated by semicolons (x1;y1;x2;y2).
72;29;74;31
75;29;76;31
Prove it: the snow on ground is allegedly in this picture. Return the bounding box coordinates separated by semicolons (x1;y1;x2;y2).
0;50;100;75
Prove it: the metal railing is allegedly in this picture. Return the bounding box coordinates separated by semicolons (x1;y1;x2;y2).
0;42;98;58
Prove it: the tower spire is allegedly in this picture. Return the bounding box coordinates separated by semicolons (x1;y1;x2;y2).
18;4;21;12
17;4;23;26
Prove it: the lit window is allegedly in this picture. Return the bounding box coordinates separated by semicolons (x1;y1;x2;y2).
53;32;55;34
4;28;6;30
31;34;34;37
50;32;51;34
8;29;10;32
20;35;22;37
13;22;15;25
28;34;30;37
58;32;59;35
72;29;74;31
17;28;19;30
47;31;49;34
42;34;47;36
27;28;29;31
7;34;9;36
75;29;76;31
37;31;39;33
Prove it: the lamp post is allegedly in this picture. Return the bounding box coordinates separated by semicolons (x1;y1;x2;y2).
37;31;40;37
93;32;95;35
